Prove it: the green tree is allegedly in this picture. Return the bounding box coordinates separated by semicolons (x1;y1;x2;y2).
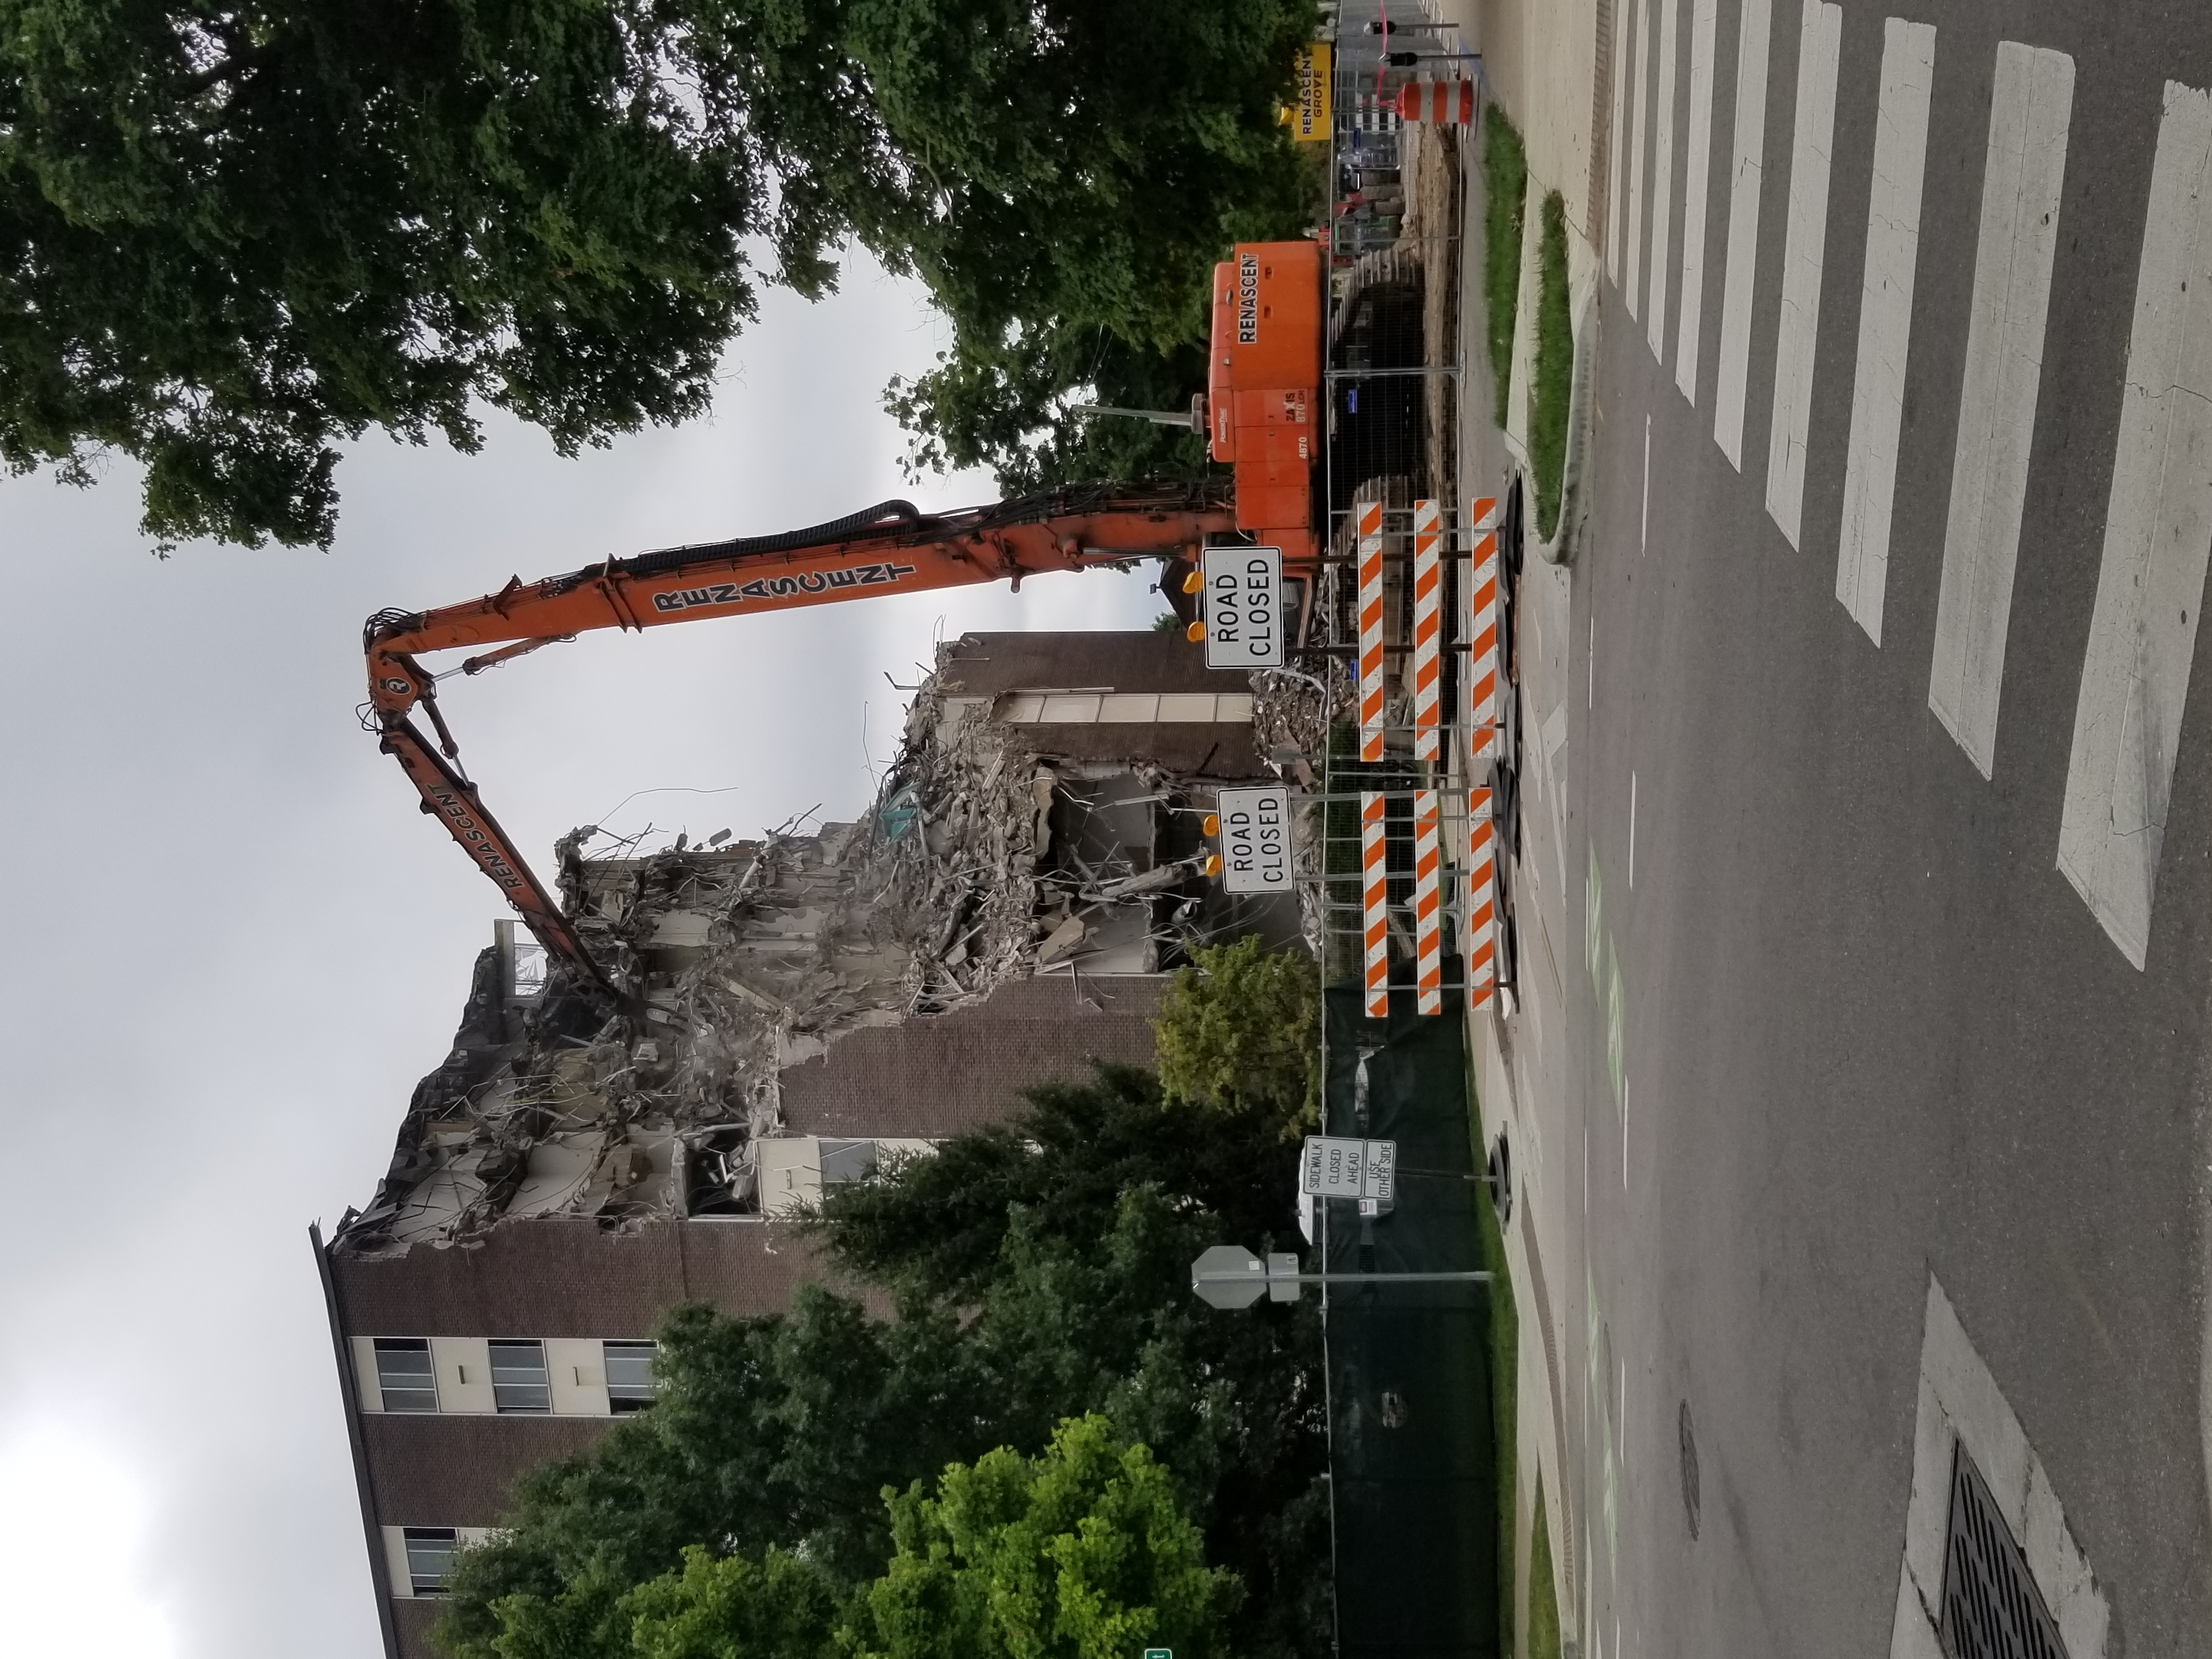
811;1064;1297;1304
434;1290;987;1659
1153;938;1321;1133
625;1546;845;1659
854;1416;1241;1659
435;1069;1328;1659
884;326;1212;498
1;0;1316;548
0;0;830;549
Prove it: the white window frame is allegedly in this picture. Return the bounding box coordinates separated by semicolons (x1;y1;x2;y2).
371;1338;438;1413
488;1339;552;1413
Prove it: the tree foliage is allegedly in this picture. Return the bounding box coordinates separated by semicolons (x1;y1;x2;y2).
1154;937;1321;1134
526;1418;1235;1659
625;1547;845;1659
0;0;802;548
434;1066;1327;1659
853;1417;1241;1659
1;0;1317;547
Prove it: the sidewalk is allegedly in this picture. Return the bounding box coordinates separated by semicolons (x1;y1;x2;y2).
1431;0;1607;246
1433;3;1609;1657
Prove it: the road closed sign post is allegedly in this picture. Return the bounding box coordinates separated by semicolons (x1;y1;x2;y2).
1216;785;1290;894
1201;545;1284;669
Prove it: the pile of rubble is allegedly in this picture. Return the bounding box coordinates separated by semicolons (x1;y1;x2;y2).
333;641;1242;1256
868;679;1054;1007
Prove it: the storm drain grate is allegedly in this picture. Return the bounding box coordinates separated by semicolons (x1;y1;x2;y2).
1938;1443;2067;1659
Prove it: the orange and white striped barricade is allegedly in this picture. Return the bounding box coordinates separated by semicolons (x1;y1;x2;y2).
1464;787;1497;1011
1412;498;1443;761
1358;501;1387;761
1413;789;1443;1013
1362;791;1391;1017
1465;494;1502;760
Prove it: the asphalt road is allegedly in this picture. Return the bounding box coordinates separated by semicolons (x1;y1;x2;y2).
1513;1;2212;1654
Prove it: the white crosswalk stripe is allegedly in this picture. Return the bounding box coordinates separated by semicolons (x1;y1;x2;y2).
2058;80;2212;971
1929;42;2074;778
1647;0;1681;362
1623;13;2212;970
1835;18;1937;645
1675;0;1720;403
1607;0;1635;284
1713;0;1774;470
1765;0;1842;550
1627;0;1655;319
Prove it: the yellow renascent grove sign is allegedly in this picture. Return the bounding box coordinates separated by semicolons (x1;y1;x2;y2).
1286;44;1331;142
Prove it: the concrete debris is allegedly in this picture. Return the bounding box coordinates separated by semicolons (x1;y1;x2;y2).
1249;667;1341;760
333;637;1289;1259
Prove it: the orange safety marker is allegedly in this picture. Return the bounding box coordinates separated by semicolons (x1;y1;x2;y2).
1413;499;1442;761
1396;78;1477;126
1358;501;1386;761
1362;791;1390;1017
1414;788;1443;1014
1465;787;1496;1011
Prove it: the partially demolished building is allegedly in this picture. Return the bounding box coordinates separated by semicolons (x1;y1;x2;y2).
317;630;1306;1659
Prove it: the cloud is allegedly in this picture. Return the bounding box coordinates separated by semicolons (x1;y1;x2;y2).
0;245;1165;1659
0;1423;179;1659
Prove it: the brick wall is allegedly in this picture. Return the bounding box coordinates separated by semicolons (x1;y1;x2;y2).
331;1216;827;1338
779;973;1165;1138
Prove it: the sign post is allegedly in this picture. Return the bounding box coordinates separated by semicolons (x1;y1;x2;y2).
1191;1243;1490;1307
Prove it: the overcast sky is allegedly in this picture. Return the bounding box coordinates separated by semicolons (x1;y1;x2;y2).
0;251;1164;1659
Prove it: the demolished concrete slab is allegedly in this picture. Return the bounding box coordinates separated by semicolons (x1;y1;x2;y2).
332;630;1302;1257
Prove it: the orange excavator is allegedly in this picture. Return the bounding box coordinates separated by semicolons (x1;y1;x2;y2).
364;242;1327;998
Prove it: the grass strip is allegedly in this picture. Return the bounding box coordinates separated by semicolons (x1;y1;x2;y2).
1470;1079;1519;1659
1530;189;1573;541
1482;105;1528;427
1528;1484;1562;1659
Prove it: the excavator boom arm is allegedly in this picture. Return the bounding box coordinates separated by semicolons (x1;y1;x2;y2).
365;480;1238;999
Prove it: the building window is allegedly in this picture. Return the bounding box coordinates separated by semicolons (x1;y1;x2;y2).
373;1339;437;1413
403;1528;459;1596
997;690;1254;725
605;1341;658;1413
511;939;547;998
488;1340;551;1413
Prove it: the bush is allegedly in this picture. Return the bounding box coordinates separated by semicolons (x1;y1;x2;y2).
1530;190;1575;540
1482;106;1529;426
1154;937;1320;1135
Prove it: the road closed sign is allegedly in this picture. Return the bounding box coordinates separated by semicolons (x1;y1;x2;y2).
1216;785;1291;894
1201;545;1284;669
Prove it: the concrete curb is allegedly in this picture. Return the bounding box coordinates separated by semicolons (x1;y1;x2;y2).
1534;285;1600;567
